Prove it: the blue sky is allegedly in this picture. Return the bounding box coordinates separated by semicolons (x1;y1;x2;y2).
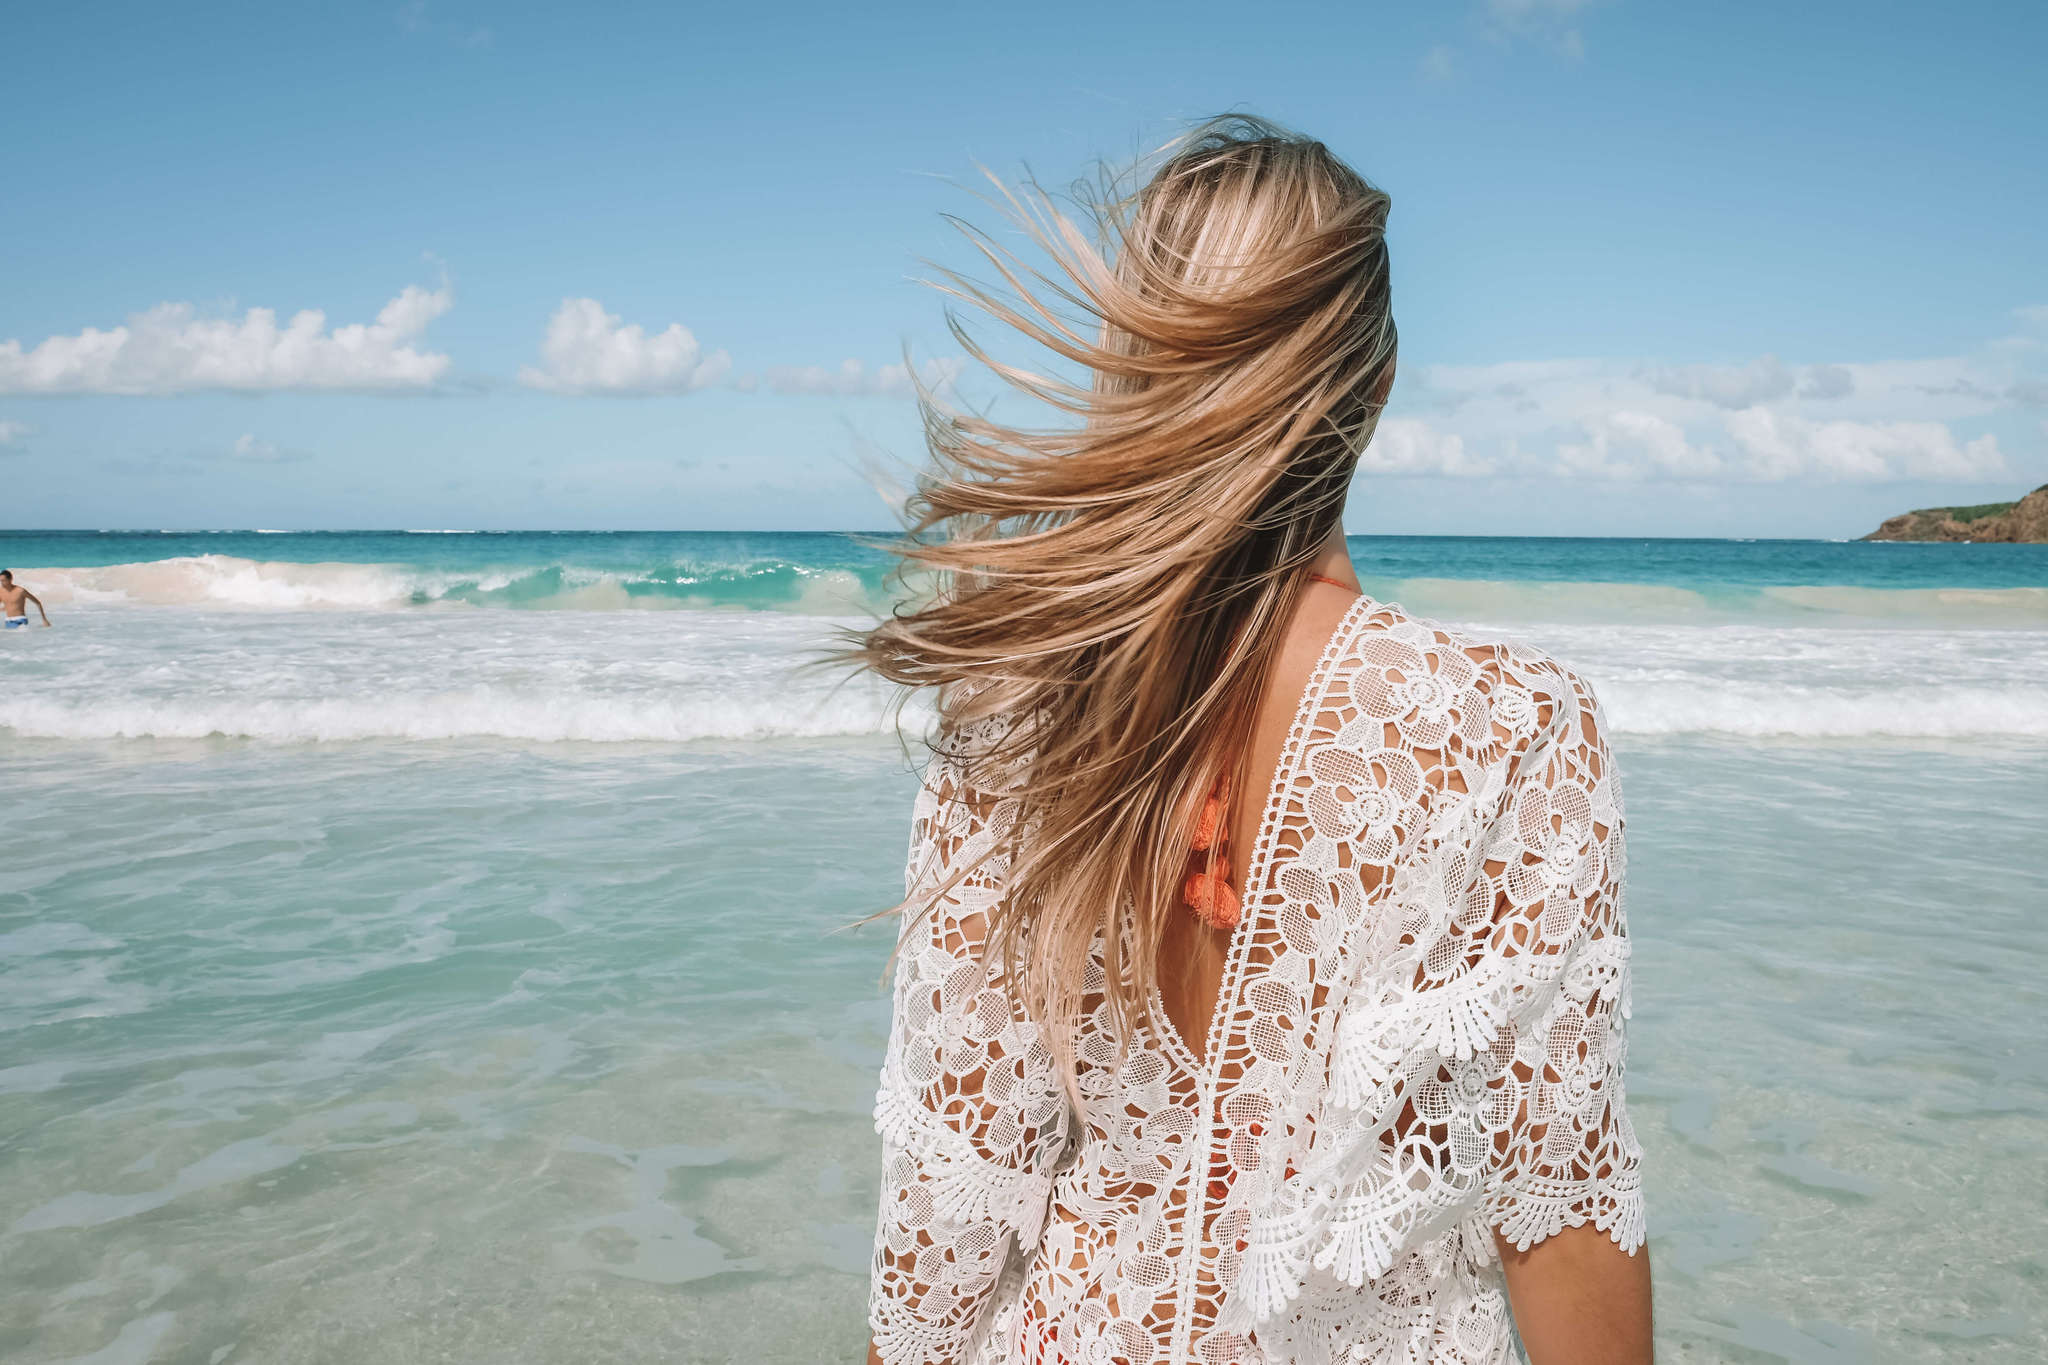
2;0;2043;536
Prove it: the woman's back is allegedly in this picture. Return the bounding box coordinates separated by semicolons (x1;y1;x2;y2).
1153;575;1363;1071
871;588;1642;1365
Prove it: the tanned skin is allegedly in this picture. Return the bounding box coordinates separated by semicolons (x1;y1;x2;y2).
0;571;51;627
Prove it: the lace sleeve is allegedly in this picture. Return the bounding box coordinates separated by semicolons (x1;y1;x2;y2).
1477;674;1645;1255
1282;653;1645;1308
869;731;1073;1365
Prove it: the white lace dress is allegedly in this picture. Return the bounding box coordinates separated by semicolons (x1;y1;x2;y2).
869;596;1645;1365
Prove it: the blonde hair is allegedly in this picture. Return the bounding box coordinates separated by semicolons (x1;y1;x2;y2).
850;114;1397;1069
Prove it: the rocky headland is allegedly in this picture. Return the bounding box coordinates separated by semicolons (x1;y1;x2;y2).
1862;484;2048;542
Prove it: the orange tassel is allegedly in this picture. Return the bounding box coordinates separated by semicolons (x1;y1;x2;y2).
1183;864;1241;930
1191;793;1223;851
1183;776;1239;929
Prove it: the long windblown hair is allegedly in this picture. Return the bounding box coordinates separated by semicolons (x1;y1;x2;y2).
849;114;1397;1069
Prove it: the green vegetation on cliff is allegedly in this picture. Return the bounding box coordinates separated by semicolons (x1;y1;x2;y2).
1863;485;2048;542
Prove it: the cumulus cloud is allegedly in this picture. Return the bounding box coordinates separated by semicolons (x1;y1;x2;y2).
1496;406;2008;484
1377;325;2040;484
1543;408;2004;483
0;285;452;395
1721;409;2004;482
0;419;29;447
518;298;732;395
1361;418;1496;476
1557;411;1720;479
753;357;963;397
519;301;962;399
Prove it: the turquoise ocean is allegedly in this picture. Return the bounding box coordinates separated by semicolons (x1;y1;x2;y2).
3;529;2045;1363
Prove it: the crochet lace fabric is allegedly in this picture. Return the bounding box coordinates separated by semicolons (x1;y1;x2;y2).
871;596;1644;1365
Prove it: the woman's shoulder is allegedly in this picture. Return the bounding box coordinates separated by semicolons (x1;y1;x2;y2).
1341;595;1614;768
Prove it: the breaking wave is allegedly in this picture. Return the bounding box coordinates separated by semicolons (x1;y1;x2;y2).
13;555;897;615
5;538;2044;747
12;555;2044;626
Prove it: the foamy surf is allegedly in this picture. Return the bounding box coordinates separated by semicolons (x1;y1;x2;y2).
7;689;2041;744
6;680;2037;743
11;555;892;615
1;690;919;745
22;556;436;610
1599;683;2048;739
5;606;2044;745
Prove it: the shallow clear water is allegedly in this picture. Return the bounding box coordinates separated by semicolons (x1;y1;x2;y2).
3;534;2045;1363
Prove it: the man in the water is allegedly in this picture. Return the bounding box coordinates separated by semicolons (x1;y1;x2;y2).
0;570;51;628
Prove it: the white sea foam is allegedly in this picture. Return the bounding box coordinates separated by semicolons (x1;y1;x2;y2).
3;691;915;745
1599;683;2048;738
6;682;2035;743
20;557;428;609
0;607;921;746
4;605;2044;744
8;555;882;614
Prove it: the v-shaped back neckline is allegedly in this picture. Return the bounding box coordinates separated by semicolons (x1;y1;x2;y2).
1152;591;1375;1075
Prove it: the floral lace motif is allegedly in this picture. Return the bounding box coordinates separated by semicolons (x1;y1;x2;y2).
871;597;1644;1365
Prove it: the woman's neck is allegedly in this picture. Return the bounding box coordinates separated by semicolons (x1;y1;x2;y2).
1309;523;1359;591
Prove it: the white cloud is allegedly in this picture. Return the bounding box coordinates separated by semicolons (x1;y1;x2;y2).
518;300;959;399
1557;411;1720;479
753;357;962;397
1502;406;2005;484
518;298;732;395
1721;409;2004;482
1420;45;1456;80
0;285;452;395
0;419;29;447
1381;324;2041;484
1361;418;1496;476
